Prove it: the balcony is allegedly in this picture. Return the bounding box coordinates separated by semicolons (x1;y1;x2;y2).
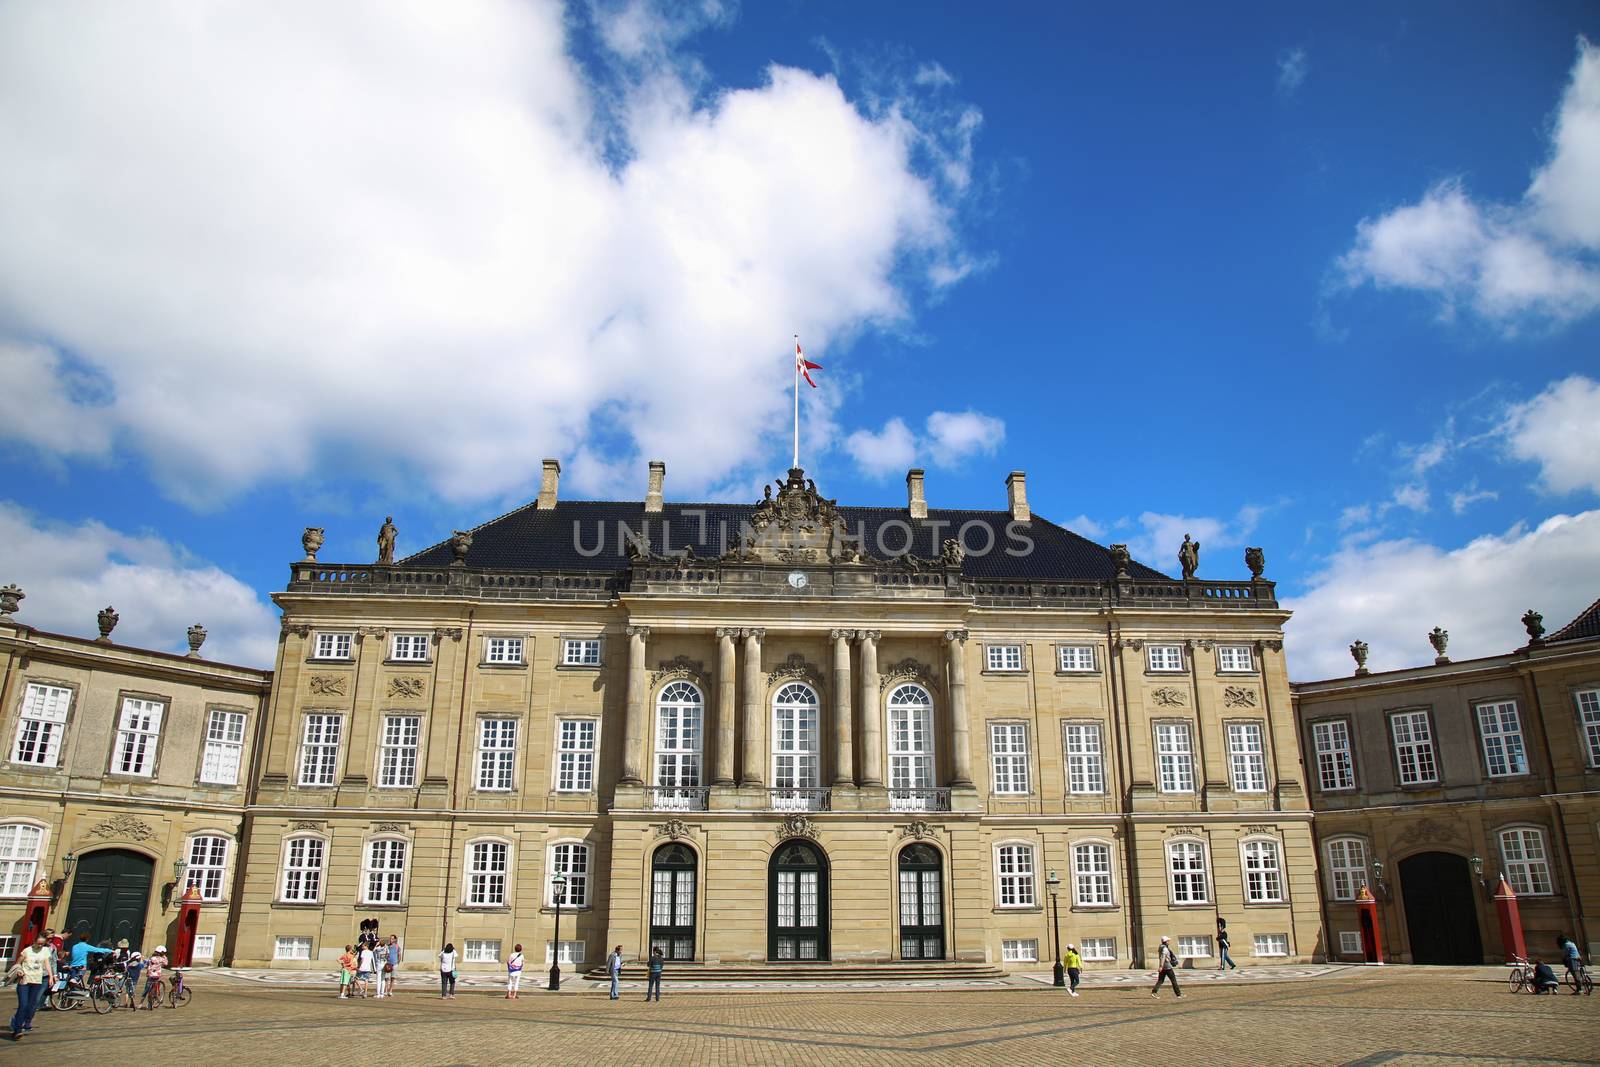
768;787;831;812
647;785;709;811
888;787;952;812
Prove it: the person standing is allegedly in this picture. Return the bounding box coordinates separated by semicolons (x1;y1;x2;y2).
506;944;524;1000
438;944;457;999
142;946;169;1009
8;934;55;1041
381;935;400;998
356;941;376;998
607;945;623;1001
1216;918;1238;973
67;934;113;982
1557;934;1583;994
338;945;356;999
1063;943;1083;997
645;947;664;1002
1151;936;1182;999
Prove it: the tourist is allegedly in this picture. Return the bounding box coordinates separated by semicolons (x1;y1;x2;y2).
438;943;457;999
1216;917;1238;973
7;934;55;1041
67;933;113;982
506;944;524;999
142;946;168;1009
1556;934;1583;994
607;944;623;1000
1531;958;1560;994
1063;943;1082;997
645;947;664;1002
356;941;377;998
1151;936;1182;999
382;935;400;997
338;944;356;999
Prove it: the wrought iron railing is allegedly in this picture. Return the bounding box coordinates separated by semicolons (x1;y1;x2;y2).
768;787;831;812
646;785;709;811
888;787;952;812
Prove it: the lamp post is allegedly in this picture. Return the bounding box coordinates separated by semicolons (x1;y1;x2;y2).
549;871;567;991
1046;869;1064;987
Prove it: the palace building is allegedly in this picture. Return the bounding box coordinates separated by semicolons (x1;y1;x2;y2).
1;462;1323;973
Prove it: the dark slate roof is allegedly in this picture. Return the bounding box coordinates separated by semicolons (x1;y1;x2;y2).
401;499;1171;582
1549;596;1600;644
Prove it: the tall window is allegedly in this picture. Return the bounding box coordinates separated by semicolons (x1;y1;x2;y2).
0;825;43;896
550;842;590;907
484;637;524;664
1167;840;1208;903
475;719;517;792
555;720;596;792
200;710;247;785
1476;701;1528;777
1390;710;1439;785
1057;645;1096;672
1147;644;1184;672
364;839;407;904
1156;722;1195;793
1579;689;1600;768
772;684;820;793
298;714;342;786
990;723;1030;794
654;682;703;790
313;632;352;659
1499;827;1553;896
378;715;421;787
112;697;164;776
184;836;228;901
561;639;601;666
1242;839;1284;902
995;843;1035;907
280;836;325;902
11;683;70;767
888;685;934;797
466;841;508;906
1080;937;1115;962
1071;842;1114;906
1226;722;1267;793
1325;838;1368;901
390;633;430;661
986;645;1023;671
1311;720;1355;791
1064;722;1105;794
1217;645;1254;672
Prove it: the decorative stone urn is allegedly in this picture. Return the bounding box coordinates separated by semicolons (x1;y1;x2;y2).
1428;626;1450;665
301;527;325;563
1521;609;1545;646
187;624;207;658
450;530;473;565
97;605;120;642
1349;639;1369;676
1109;544;1131;579
1244;546;1265;580
0;583;22;618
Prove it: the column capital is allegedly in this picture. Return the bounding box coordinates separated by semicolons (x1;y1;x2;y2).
857;629;881;643
741;627;766;640
625;624;651;638
714;627;738;639
943;628;969;644
830;628;857;641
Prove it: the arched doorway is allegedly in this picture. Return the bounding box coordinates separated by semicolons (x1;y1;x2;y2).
769;840;828;961
64;849;155;950
897;843;944;960
649;843;697;961
1399;851;1482;964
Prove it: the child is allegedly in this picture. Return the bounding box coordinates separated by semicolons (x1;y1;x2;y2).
506;944;524;999
338;945;356;999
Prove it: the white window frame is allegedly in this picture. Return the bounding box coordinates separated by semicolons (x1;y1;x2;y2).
11;682;71;767
994;842;1037;908
1156;721;1195;793
389;633;430;662
1177;935;1212;959
1071;841;1115;907
1216;645;1255;673
274;936;312;961
1498;826;1554;896
377;714;421;788
1389;709;1439;785
548;841;590;907
1166;839;1210;904
279;835;326;903
1579;689;1600;768
1226;721;1268;793
985;644;1024;672
1241;837;1285;903
475;718;518;792
1252;933;1289;957
191;934;216;961
545;940;584;965
1146;644;1184;672
1001;938;1038;962
199;709;247;786
1338;931;1363;956
1311;719;1355;792
555;719;597;792
464;839;510;907
887;684;935;798
111;696;164;777
362;837;408;905
1324;837;1368;902
771;683;820;795
1056;645;1097;673
654;681;704;791
1063;721;1105;795
484;636;524;665
0;824;45;898
463;939;501;964
184;834;229;902
312;632;352;660
1475;700;1529;778
989;722;1030;795
1080;937;1116;962
561;638;602;667
297;713;343;787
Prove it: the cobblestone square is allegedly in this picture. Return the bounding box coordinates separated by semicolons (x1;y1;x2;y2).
9;968;1596;1066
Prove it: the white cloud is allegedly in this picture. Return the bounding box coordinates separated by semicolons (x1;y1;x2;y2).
844;408;1004;480
0;502;279;667
1391;482;1430;513
1285;510;1600;679
0;1;981;507
1337;39;1600;329
1061;514;1107;540
1449;483;1499;515
1501;374;1600;495
1277;47;1308;95
844;417;916;479
1338;504;1372;531
925;409;1004;466
1127;506;1265;576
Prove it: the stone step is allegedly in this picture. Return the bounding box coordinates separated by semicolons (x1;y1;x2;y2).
584;961;1008;982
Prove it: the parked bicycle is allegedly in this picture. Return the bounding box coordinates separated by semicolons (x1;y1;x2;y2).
45;971;92;1012
1565;961;1594;996
166;968;192;1008
89;970;128;1014
1507;954;1532;993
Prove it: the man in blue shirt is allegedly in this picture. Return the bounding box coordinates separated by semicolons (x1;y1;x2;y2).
67;936;113;982
1556;935;1583;994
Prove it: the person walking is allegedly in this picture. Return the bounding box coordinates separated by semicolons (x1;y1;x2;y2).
381;935;400;997
338;945;356;999
1151;936;1183;999
7;934;55;1041
506;945;524;1000
356;941;377;998
645;947;664;1002
438;944;457;1000
1216;917;1238;973
1556;934;1584;994
1063;943;1082;997
607;945;623;1001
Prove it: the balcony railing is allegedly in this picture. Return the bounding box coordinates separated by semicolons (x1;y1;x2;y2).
769;787;831;812
647;785;709;811
888;787;952;812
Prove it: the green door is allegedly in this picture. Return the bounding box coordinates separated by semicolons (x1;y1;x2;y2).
64;849;155;950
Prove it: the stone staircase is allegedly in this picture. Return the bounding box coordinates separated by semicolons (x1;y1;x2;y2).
583;960;1007;982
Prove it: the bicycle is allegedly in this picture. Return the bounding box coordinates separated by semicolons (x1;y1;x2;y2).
1563;961;1594;995
90;969;127;1014
1507;954;1531;994
165;969;192;1008
46;971;91;1012
140;975;166;1011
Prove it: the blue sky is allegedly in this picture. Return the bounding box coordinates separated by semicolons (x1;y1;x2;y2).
1;1;1597;677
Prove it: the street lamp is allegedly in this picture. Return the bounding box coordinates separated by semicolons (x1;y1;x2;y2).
549;871;568;991
1046;869;1064;988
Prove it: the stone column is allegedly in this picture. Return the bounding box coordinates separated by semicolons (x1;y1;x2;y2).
713;628;737;786
621;624;649;785
831;629;855;786
740;628;765;786
944;629;974;787
857;630;882;787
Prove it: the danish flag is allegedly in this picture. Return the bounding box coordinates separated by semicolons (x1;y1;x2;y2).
795;339;821;388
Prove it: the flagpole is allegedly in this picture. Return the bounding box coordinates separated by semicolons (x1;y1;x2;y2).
792;335;800;470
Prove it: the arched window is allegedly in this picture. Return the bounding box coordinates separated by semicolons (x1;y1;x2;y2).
0;824;44;897
1324;837;1368;901
363;838;408;905
184;835;229;901
888;684;935;810
1071;841;1114;906
769;840;828;960
654;681;704;803
1241;838;1284;902
1166;839;1209;904
466;840;510;906
1498;827;1553;895
898;843;944;960
279;835;325;903
650;843;697;960
548;842;589;907
994;842;1036;907
772;683;820;808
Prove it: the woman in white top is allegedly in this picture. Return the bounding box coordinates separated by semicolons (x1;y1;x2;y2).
438;943;457;999
505;944;524;1000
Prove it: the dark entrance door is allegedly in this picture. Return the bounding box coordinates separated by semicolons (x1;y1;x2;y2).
768;841;828;961
1399;851;1483;964
64;849;155;951
649;843;697;961
897;843;944;960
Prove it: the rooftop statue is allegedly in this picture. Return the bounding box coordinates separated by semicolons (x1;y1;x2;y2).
1178;534;1200;580
377;516;398;564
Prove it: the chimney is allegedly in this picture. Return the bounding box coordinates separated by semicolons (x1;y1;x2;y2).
538;459;561;509
906;468;927;519
645;460;665;513
1005;471;1030;523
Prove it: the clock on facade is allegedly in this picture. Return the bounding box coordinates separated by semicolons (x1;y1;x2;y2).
786;571;809;589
